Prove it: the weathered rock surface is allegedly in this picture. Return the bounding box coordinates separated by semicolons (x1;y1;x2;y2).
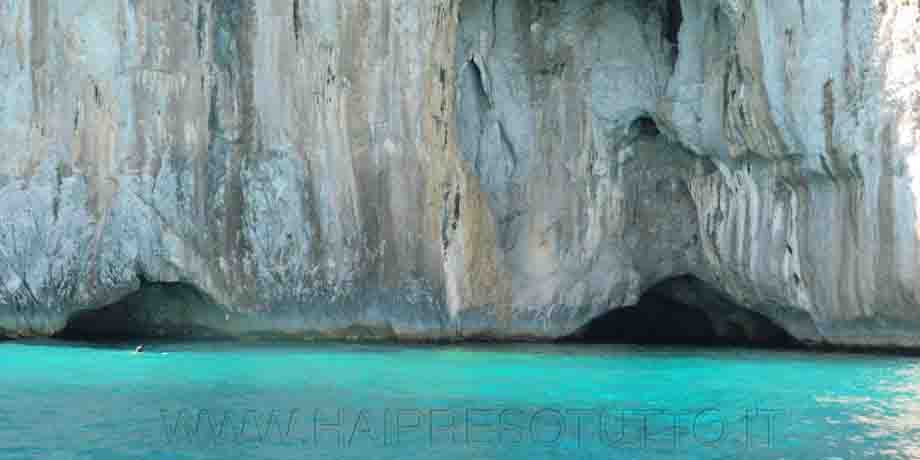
0;0;918;348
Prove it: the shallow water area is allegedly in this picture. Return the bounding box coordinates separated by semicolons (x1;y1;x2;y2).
1;340;919;459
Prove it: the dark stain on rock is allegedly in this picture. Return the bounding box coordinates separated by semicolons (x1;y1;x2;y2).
293;0;302;45
452;191;462;231
196;2;206;58
490;0;498;50
207;82;219;135
211;0;257;280
440;186;463;250
29;0;48;116
822;79;838;174
52;162;65;222
441;190;452;251
304;157;326;266
664;0;682;64
841;0;853;101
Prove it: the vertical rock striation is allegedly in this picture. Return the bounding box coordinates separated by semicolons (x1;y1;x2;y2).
0;0;918;348
662;0;920;347
0;0;463;339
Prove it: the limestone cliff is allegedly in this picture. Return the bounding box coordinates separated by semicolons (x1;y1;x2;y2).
0;0;918;348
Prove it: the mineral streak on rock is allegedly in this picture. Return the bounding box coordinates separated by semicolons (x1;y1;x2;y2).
0;0;918;348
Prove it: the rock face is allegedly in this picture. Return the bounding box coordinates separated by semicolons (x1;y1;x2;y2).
0;0;918;348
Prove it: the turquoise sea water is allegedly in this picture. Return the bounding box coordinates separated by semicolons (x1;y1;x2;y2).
1;341;919;459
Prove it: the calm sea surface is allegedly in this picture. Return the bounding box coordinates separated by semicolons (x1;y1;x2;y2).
1;340;918;459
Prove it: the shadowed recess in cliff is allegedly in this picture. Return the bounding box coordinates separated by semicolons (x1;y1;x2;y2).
53;280;229;341
565;275;800;347
633;115;661;136
663;0;682;64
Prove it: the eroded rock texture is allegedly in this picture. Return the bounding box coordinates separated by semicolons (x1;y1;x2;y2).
0;0;918;347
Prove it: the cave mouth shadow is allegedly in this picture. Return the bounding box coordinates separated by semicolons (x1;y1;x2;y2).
564;275;802;349
53;280;229;343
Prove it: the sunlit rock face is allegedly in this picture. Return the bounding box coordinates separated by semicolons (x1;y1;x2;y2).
661;0;920;347
0;0;460;340
0;0;918;348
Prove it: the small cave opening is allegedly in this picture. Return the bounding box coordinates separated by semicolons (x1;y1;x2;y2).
633;115;661;137
53;280;229;342
565;276;801;348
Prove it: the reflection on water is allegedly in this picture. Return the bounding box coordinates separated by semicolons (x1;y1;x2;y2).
846;363;920;459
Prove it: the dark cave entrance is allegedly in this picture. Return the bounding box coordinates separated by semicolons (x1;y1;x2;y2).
53;280;228;342
566;276;800;348
633;115;661;137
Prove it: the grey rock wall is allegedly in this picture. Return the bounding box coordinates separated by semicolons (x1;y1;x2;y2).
0;0;918;348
